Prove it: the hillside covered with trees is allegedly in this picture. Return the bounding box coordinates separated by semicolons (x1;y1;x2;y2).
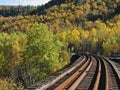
0;0;120;89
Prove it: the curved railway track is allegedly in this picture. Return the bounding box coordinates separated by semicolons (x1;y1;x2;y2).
26;54;120;90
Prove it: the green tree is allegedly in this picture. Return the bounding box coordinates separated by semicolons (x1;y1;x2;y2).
22;23;63;85
0;32;27;77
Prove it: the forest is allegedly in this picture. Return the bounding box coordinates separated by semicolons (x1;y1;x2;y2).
0;0;120;89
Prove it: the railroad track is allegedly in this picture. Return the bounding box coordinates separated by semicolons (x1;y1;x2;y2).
26;54;120;90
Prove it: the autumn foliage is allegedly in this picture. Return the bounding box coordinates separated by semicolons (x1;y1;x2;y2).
0;0;120;88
